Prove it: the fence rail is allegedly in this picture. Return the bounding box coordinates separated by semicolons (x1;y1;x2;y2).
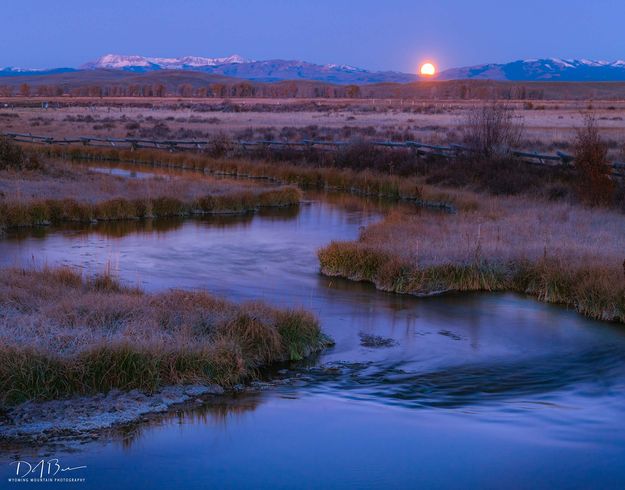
4;131;625;176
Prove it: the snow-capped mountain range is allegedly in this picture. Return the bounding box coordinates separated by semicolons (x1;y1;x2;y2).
4;55;625;83
0;67;75;77
436;58;625;81
78;54;416;84
81;54;248;71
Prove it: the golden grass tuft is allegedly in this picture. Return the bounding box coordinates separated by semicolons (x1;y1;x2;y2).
0;267;324;406
0;188;302;229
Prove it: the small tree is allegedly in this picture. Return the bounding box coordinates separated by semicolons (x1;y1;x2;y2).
0;85;13;97
178;84;193;97
154;84;166;97
573;114;614;206
462;102;524;159
19;83;30;97
345;85;361;98
210;83;226;98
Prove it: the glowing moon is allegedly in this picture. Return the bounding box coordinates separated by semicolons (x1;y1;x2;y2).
420;63;436;76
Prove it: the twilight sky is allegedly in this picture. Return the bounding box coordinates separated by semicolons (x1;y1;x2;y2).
5;0;624;72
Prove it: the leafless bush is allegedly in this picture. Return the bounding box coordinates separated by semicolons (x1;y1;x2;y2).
0;136;41;171
573;114;614;206
205;133;231;158
139;121;171;139
462;103;524;159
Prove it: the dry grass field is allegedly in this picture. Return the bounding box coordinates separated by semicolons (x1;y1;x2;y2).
1;97;625;157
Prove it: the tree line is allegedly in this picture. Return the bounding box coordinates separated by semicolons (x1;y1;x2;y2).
0;82;364;98
0;81;547;100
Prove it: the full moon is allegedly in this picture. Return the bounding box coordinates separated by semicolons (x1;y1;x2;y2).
420;62;436;76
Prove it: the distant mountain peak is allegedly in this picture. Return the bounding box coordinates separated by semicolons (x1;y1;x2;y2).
82;53;248;70
0;66;76;77
78;53;418;84
438;58;625;81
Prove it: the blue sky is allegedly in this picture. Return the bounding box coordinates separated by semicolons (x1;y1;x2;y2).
5;0;624;71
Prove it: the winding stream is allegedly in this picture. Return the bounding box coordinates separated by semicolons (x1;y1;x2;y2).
1;165;625;489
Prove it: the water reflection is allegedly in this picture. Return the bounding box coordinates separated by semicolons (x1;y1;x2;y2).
4;208;304;242
111;393;264;451
87;166;166;180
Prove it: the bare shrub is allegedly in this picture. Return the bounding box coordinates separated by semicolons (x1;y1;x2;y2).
0;136;41;171
0;137;25;170
462;103;524;159
205;133;231;158
573;114;614;206
421;157;575;198
139;121;171;139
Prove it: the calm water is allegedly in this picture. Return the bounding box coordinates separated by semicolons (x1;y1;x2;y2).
1;181;625;489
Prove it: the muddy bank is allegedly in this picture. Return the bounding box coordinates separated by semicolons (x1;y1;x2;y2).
0;384;226;443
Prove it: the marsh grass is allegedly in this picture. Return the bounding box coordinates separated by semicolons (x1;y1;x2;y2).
319;243;625;322
34;145;427;201
318;198;625;323
0;157;302;229
30;144;583;210
0;188;300;228
0;267;324;406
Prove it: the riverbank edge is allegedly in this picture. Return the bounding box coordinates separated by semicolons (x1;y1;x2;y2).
0;383;225;443
30;145;462;211
0;340;332;445
0;267;334;441
318;241;625;324
0;186;302;230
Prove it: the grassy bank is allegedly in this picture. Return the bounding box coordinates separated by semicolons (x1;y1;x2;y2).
0;186;301;228
0;156;302;230
34;145;432;202
0;267;326;406
29;140;585;206
318;197;625;323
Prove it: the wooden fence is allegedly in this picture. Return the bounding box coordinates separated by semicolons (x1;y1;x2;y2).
4;131;625;176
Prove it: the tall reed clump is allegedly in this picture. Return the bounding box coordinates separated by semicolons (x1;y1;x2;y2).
0;187;302;229
573;114;614;206
0;267;326;406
